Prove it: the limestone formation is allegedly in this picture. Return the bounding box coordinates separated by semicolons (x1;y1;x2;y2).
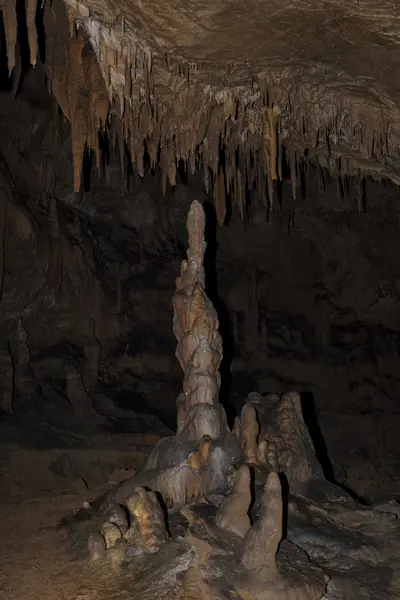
238;402;260;465
240;472;282;572
104;504;128;535
215;464;251;538
172;200;228;441
101;521;122;549
256;391;326;494
61;199;400;600
3;0;399;224
124;487;168;552
93;201;239;514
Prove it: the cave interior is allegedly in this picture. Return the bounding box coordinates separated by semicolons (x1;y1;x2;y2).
0;1;400;599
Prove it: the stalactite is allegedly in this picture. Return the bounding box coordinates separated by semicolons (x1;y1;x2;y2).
213;169;226;226
290;148;297;200
116;258;122;314
32;0;398;221
135;139;144;178
1;1;17;74
10;39;21;97
266;106;280;210
26;0;38;66
114;109;125;185
357;170;365;213
236;166;244;218
166;145;177;187
189;150;196;175
278;140;282;183
68;34;90;191
146;138;158;170
83;44;110;166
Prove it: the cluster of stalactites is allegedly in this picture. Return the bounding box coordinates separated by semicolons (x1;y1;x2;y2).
0;1;308;221
0;0;38;73
1;0;288;220
2;2;376;220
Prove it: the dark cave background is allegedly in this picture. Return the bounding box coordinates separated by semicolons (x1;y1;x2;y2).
0;56;400;505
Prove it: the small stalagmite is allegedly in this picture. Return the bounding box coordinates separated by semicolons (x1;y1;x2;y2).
240;402;260;465
215;464;251;538
124;487;168;552
240;471;283;573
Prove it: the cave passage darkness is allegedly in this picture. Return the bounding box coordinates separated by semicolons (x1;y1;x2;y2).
1;10;400;598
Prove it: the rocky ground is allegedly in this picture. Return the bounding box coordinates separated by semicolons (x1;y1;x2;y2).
0;426;162;600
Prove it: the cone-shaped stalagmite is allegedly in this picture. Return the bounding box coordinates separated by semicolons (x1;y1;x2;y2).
241;472;282;572
215;465;251;538
172;201;229;441
240;402;260;464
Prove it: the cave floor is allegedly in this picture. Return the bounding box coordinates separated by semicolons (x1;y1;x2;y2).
0;429;155;600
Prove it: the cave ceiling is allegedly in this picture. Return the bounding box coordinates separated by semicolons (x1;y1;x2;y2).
1;0;400;222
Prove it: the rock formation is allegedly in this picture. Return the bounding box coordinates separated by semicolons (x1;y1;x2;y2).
0;3;399;597
56;200;400;600
95;201;242;512
215;464;251;538
2;0;400;226
172;200;229;441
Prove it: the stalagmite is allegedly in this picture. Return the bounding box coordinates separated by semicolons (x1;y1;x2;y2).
215;464;251;537
240;472;283;572
124;487;168;551
83;200;241;516
257;391;325;493
239;402;260;464
172;200;229;441
101;521;122;549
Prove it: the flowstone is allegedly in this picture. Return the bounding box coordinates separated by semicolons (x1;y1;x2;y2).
64;201;400;600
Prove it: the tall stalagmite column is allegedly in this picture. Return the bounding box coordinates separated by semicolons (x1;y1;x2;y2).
172;201;229;441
